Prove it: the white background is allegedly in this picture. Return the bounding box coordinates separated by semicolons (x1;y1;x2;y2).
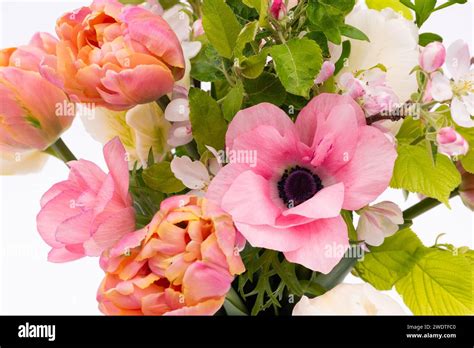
0;0;473;315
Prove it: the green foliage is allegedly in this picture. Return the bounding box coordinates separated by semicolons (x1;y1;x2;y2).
238;49;269;79
142;161;185;194
390;144;461;205
270;38;323;97
190;44;225;82
356;228;474;314
188;88;228;154
202;0;242;59
418;32;443;46
455;126;474;174
366;0;414;20
339;24;370;42
400;0;468;27
334;40;351;75
222;82;244;121
243;72;287;106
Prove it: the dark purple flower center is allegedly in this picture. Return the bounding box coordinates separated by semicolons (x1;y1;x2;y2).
277;166;323;208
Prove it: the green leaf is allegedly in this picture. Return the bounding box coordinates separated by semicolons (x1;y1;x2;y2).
414;0;437;27
202;0;242;59
243;72;286;106
396;117;423;145
222;82;244;121
366;0;414;20
190;44;225;82
243;0;269;26
396;248;474;315
456;126;474;174
418;32;443;46
142;161;185;194
334;40;351;75
119;0;145;4
223;287;248;315
340;24;370;41
355;228;424;290
239;49;269;79
188;88;228;154
270;38;323;97
234;21;259;59
390;144;461;205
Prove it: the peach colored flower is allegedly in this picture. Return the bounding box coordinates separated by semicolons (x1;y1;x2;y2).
97;195;245;315
37;137;135;262
44;0;185;110
0;32;73;154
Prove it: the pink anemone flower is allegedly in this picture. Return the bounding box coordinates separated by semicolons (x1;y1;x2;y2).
206;94;397;273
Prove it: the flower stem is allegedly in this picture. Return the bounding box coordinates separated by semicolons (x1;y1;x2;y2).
44;137;77;165
403;189;459;221
156;95;171;111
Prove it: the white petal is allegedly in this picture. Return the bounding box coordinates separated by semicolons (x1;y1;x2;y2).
170;156;210;190
462;94;474;115
164;98;190;122
0;150;48;175
451;97;474;128
182;41;202;60
446;40;471;81
371;201;404;225
430;72;453;102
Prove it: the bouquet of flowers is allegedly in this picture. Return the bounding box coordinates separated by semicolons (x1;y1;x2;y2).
1;0;473;316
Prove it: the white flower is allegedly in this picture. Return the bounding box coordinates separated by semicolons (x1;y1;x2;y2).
81;103;170;169
293;283;406;315
357;201;403;246
0;149;48;175
332;8;419;103
164;90;193;147
170;156;210;190
430;40;474;128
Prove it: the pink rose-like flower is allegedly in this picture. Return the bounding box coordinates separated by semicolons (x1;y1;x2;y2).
0;33;73;153
36;137;136;262
45;0;185;111
436;127;469;157
97;195;245;315
206;94;397;273
419;41;446;73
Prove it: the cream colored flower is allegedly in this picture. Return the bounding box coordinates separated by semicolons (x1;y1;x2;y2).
0;150;48;176
81;103;170;169
332;7;419;102
293;283;405;315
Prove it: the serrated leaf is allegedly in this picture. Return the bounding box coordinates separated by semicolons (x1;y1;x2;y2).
234;21;259;59
189;88;228;154
222;82;244;121
390;144;461;205
270;38;323;97
355;228;424;290
142;161;185;194
396;248;474;315
202;0;242;59
243;72;286;106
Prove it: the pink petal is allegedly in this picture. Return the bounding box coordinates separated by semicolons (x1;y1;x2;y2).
48;246;84;263
205;163;248;206
68;159;107;193
226;103;296;150
333;126;397;210
284;216;348;273
221;170;281;226
103;137;130;204
295;93;366;147
446;40;471;81
55;210;93;244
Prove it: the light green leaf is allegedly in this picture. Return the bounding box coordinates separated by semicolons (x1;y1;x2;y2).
456;126;474;174
396;248;474;315
239;49;269;79
355;228;424;290
189;88;228;154
243;0;268;26
366;0;414;20
142;161;185;194
243;72;286;106
234;21;259;59
202;0;242;59
190;44;225;82
390;144;461;205
222;82;244;121
270;38;323;97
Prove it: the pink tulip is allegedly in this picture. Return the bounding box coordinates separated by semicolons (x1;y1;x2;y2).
315;61;335;84
270;0;286;20
97;195;245;315
0;33;73;153
36;137;136;262
206;94;397;273
419;42;446;73
44;0;185;111
436;127;469;157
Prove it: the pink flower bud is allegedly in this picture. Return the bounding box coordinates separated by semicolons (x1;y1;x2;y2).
419;42;446;73
437;127;469;157
339;72;365;99
192;18;204;38
270;0;287;20
314;61;335;84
